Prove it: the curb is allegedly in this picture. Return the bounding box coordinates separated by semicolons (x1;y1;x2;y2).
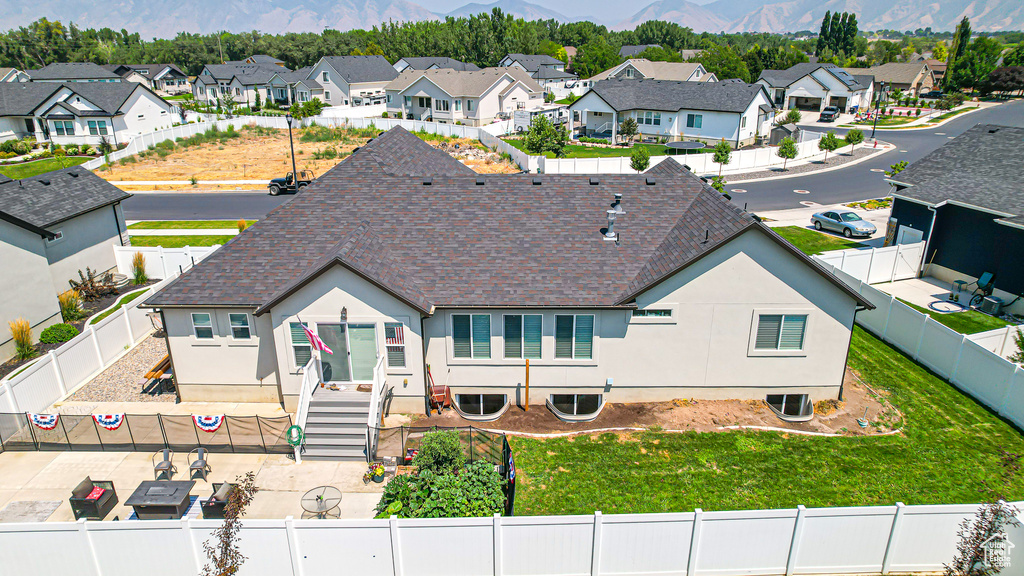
838;104;986;132
727;143;894;185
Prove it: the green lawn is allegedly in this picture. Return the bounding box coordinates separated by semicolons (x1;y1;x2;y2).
509;327;1024;515
503;138;670;159
773;225;868;255
0;157;89;179
928;107;976;123
89;289;149;325
128;220;254;230
850;116;918;127
129;235;233;248
897;298;1011;334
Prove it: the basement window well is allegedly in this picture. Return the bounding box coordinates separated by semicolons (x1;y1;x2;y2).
765;394;814;422
548;394;604;422
455;394;509;422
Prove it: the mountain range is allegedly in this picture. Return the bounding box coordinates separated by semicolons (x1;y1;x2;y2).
1;0;1022;37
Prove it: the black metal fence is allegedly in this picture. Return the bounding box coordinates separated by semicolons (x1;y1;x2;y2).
371;425;517;515
0;413;294;454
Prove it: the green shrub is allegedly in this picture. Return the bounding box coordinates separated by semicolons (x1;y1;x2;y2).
39;323;79;344
413;430;465;474
79;144;93;155
374;461;504;518
64;144;80;156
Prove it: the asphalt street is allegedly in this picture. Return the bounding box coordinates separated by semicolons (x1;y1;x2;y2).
121;100;1024;221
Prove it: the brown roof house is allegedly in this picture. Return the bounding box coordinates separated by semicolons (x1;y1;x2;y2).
843;61;936;97
143;127;870;459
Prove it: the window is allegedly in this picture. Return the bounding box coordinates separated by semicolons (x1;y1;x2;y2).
625;68;634;78
325;91;332;101
87;120;108;135
210;88;217;98
418;97;429;108
199;87;205;95
403;96;412;107
454;99;461;111
385;322;406;368
653;112;661;126
555;315;594;360
456;394;507;418
229;313;251;340
52;120;74;135
504;314;542;359
631;309;672;317
550;394;603;417
234;87;240;96
322;71;329;82
686;114;703;129
466;99;474;112
766;394;812;420
192;313;214;339
290;322;312;367
434;99;449;112
452;314;490;359
45;230;64;244
755;314;807;351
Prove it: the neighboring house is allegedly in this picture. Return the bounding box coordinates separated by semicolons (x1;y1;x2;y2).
393;57;480;73
27;62;122;83
1;68;29;82
104;64;190;94
279;67;324;105
306;56;399;107
384;67;544;125
192;63;288;107
230;55;287;67
843;62;935;97
569;78;776;147
591;59;717;83
0;167;130;360
0;81;176;145
886;124;1024;315
924;59;947;85
142;126;870;435
757;62;873;113
619;45;660;59
679;49;705;61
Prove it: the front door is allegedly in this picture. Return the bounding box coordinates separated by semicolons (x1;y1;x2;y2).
316;323;378;382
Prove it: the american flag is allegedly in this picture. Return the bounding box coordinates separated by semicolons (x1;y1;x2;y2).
302;324;333;354
386;324;404;345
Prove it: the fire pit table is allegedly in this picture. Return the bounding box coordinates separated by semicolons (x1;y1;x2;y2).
125;480;196;519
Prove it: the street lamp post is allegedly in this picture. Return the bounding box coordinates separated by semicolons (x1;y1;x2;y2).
871;82;886;141
285;113;298;193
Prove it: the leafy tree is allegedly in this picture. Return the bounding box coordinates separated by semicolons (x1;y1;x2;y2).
619;117;639;143
844;128;865;152
843;14;858;56
564;92;579;104
932;40;948;62
818;131;841;161
945;16;972;90
573;35;618;78
816;11;831;57
988;67;1024;96
1010;329;1024;364
776;137;798;170
710;176;729;199
885;160;908;177
202;472;259;576
413;430;465;474
777;109;802;125
253;90;261;112
523;114;568;158
636;45;682;63
630;146;650;173
712;139;732;176
1004;44;1024;68
699;43;750;83
828;12;842;53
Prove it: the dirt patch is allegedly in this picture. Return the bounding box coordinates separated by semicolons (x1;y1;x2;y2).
403;368;897;437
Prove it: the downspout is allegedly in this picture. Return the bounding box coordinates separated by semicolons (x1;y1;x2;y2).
920;205;938;277
112;203;125;246
420;314;430;415
736;115;742;149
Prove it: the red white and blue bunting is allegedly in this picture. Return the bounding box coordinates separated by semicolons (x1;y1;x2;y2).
193;415;225;433
93;414;125;431
29;413;59;430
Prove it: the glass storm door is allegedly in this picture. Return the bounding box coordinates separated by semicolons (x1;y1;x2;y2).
317;324;351;382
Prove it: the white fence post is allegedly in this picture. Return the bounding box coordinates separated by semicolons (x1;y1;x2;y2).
49;351;67;397
687;508;702;576
882;296;896;339
285;516;303;576
123;307;135;343
951;335;968;383
389;515;404;576
182;517;202;573
591;511;603;576
785;505;806;576
90;326;104;366
2;381;19;412
998;365;1022;415
78;518;104;576
881;502;906;575
493;512;503;576
914;316;929;361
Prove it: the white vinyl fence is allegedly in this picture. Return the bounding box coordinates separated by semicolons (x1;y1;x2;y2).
814;242;926;285
0;245;220;414
968;325;1023;360
0;502;1013;576
814;245;1024;430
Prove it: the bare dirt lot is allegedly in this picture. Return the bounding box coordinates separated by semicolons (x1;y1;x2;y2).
392;368;899;437
98;126;517;186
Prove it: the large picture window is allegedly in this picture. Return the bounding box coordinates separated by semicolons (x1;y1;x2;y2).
504;314;542;359
554;315;594;360
755;314;807;351
452;314;490;359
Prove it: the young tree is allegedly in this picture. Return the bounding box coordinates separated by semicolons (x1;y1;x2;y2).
253;90;261;111
844;128;864;153
1009;328;1024;364
630;146;650;173
710;176;729;199
779;109;802;125
712;139;732;176
202;472;259;576
776;137;798;170
945;452;1022;576
619;117;639;143
818;131;841;161
885;160;908;177
564;91;578;104
523;115;568;158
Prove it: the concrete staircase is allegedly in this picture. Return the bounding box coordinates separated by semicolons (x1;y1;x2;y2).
301;389;370;461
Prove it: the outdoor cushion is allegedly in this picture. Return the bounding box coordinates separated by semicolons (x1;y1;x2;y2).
85;486;106;501
72;477;94;499
213;483;232;502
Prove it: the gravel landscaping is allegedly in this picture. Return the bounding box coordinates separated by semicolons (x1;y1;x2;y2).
65;335;175;403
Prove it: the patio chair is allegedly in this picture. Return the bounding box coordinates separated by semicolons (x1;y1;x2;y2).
189;448;211;481
967;272;996;307
70;476;118;520
200;482;235;519
153;448;177;480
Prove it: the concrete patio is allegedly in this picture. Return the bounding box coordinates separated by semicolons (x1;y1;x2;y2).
873;276;971;313
0;450;385;523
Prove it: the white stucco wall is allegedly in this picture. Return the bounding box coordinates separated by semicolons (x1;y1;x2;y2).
0;220;62;359
44;204;124;289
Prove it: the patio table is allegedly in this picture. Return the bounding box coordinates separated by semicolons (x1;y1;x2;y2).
125;480;196;519
301;486;342;519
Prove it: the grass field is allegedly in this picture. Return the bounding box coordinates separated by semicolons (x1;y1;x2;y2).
89;289;149;325
928;107;977;123
509;327;1024;515
773;225;868;255
0;157;89;179
128;220;255;230
502;138;670;159
129;235;233;248
898;298;1011;334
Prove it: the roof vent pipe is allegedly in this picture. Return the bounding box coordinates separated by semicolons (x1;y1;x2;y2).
611;193;624;214
603;209;618;241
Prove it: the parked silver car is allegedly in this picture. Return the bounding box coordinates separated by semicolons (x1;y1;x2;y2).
810;211;876;238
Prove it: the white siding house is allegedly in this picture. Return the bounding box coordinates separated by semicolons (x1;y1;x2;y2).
757;63;873;113
385;68;544;125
